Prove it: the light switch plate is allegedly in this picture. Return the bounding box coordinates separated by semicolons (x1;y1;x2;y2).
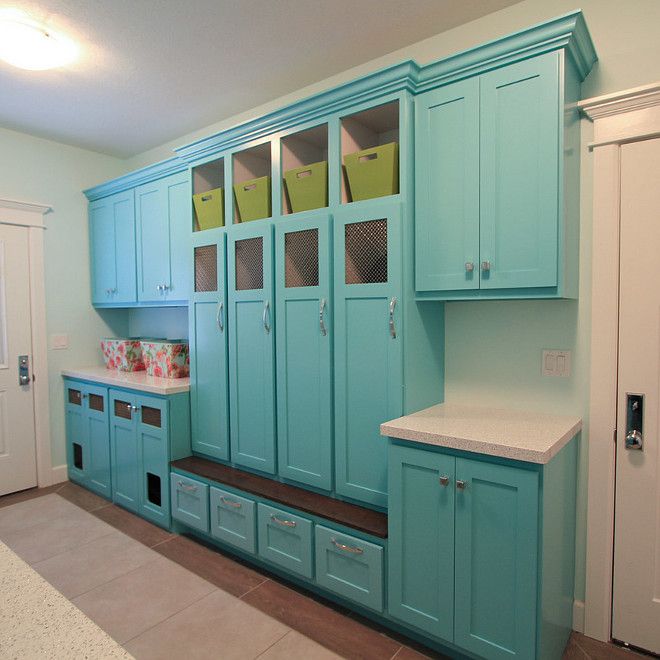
50;334;69;350
542;350;571;377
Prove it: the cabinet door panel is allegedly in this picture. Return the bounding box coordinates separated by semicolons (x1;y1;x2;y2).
65;382;87;484
275;213;332;490
388;444;454;640
190;231;229;460
109;392;139;513
480;52;559;289
415;78;480;292
113;191;138;303
164;172;191;301
334;201;402;506
228;223;276;474
454;458;539;659
89;198;116;304
84;384;111;498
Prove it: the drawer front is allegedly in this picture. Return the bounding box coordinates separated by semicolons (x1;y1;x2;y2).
170;473;209;532
209;487;256;554
257;503;313;578
315;525;384;612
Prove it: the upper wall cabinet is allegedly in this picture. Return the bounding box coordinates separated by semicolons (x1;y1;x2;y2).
415;50;582;300
89;190;137;305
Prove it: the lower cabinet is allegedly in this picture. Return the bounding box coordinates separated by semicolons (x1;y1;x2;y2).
209;487;256;553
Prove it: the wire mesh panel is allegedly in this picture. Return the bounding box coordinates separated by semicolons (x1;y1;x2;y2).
345;219;388;284
195;244;218;292
68;388;82;405
285;229;319;288
89;393;104;413
114;400;132;420
235;237;264;291
141;406;162;428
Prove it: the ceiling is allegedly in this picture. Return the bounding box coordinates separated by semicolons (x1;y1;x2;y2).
0;0;521;158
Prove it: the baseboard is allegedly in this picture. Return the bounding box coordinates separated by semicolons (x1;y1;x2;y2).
50;464;68;485
573;599;586;633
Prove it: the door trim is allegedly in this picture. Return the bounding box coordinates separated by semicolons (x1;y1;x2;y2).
0;198;54;489
579;83;660;642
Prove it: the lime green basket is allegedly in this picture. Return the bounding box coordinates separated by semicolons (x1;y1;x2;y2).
193;188;224;231
233;176;272;222
343;142;399;202
283;161;328;213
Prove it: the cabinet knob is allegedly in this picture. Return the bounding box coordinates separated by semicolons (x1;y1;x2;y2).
465;262;474;273
456;479;467;490
439;475;450;487
481;260;491;272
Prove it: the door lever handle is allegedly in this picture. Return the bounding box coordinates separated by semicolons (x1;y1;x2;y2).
625;393;644;450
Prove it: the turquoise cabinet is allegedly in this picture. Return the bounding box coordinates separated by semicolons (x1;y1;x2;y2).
136;171;191;303
64;380;111;498
189;229;230;460
415;51;580;299
109;391;141;513
454;458;538;660
171;473;209;533
89;190;137;305
209;486;256;553
334;199;402;507
227;221;276;474
388;444;455;640
275;212;332;490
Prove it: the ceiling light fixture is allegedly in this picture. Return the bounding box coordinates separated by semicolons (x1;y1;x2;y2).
0;11;77;70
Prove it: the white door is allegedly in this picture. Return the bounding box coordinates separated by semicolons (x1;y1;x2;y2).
0;224;37;496
613;137;660;654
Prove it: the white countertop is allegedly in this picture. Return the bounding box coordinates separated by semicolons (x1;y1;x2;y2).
381;403;582;464
62;366;190;395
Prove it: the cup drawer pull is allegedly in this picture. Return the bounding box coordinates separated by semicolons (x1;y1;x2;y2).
177;481;198;493
331;538;364;555
220;496;241;509
270;515;297;528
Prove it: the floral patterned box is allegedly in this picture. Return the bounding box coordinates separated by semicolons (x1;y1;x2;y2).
101;338;145;371
140;340;190;379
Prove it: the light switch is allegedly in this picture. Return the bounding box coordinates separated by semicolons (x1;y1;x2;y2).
542;350;571;377
50;334;69;350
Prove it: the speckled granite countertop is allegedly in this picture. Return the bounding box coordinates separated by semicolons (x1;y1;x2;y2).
381;403;582;464
62;366;190;395
0;541;132;659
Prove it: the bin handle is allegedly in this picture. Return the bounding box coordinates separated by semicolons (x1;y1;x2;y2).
358;152;378;163
243;183;257;192
220;496;241;509
296;169;312;178
271;514;296;528
331;538;364;555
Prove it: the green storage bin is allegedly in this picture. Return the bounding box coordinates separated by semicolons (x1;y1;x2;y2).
233;176;272;222
343;142;399;202
193;188;224;231
283;161;328;213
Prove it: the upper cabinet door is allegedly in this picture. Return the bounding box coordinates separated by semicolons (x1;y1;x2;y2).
479;52;560;290
275;211;333;491
190;230;230;461
164;171;192;301
89;190;136;305
227;221;276;475
415;78;480;292
333;199;403;507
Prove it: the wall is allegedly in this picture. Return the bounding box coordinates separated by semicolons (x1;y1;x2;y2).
0;126;128;472
128;308;188;340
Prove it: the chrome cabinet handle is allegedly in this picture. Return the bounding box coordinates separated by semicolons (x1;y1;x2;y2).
270;514;296;528
319;298;327;336
439;475;450;487
263;301;271;334
331;538;364;555
216;301;224;332
456;480;467;490
481;261;491;272
389;297;397;339
156;284;163;293
219;496;241;508
131;405;140;412
177;481;198;493
465;262;474;273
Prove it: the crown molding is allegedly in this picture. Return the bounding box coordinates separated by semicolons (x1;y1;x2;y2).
579;82;660;120
0;198;52;214
83;156;187;201
0;198;52;228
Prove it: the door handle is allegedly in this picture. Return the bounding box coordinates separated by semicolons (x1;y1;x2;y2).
389;297;397;339
263;301;271;334
319;298;327;336
625;393;644;450
18;355;30;386
216;301;224;332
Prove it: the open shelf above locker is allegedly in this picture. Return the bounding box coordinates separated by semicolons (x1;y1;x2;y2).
192;158;225;232
233;143;272;224
341;101;399;204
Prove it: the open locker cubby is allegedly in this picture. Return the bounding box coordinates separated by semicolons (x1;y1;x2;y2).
192;158;225;232
281;124;328;215
341;101;399;204
233;143;272;223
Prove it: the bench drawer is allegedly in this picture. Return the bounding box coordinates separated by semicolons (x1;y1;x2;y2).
257;503;313;579
209;487;256;554
315;525;384;612
170;473;209;532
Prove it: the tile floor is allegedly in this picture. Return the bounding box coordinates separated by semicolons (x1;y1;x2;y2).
0;482;649;659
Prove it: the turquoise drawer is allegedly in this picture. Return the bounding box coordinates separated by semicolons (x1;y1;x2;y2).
170;473;209;532
209;487;256;554
257;503;313;579
315;525;384;612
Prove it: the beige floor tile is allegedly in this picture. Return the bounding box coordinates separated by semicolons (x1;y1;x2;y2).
72;556;216;644
258;630;343;659
33;529;159;598
2;505;115;563
125;589;290;660
0;493;81;534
